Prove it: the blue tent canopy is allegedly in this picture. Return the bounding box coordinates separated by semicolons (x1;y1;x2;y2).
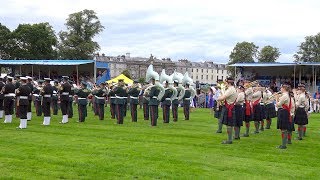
0;60;94;65
96;61;109;68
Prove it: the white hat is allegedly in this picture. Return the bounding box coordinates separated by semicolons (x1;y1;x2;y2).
20;77;28;80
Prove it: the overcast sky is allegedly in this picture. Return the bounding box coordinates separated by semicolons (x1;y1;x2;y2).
1;0;320;63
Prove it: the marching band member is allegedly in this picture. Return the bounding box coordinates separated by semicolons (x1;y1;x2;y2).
142;83;150;120
259;87;268;131
26;76;33;121
217;78;237;144
3;76;15;123
0;76;5;119
234;85;245;140
161;80;173;123
264;88;277;129
182;82;191;121
52;80;59;115
14;75;21;118
16;77;31;129
243;81;253;137
146;77;161;126
34;80;44;116
114;79;127;124
128;81;140;122
252;85;263;134
60;76;72;124
67;80;75;119
75;81;91;122
215;79;224;133
276;84;293;149
294;84;308;140
108;83;116;119
92;82;107;120
41;78;54;125
172;75;184;122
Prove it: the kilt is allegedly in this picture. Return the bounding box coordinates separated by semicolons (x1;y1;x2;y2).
265;103;277;119
220;105;236;126
294;107;308;125
243;102;252;122
277;108;294;131
234;104;244;127
214;109;221;118
252;104;263;121
260;104;266;120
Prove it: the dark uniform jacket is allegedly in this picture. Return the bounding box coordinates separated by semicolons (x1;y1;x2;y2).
128;87;140;105
75;88;91;105
147;86;160;106
41;84;54;103
52;85;59;100
172;88;181;105
92;88;106;104
161;88;173;106
0;81;5;100
114;86;128;105
27;82;33;100
16;84;31;105
182;89;191;104
4;82;15;95
108;89;116;104
60;82;72;101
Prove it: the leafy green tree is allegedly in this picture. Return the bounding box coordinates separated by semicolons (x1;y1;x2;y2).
228;41;258;76
294;33;320;62
258;45;281;62
58;9;104;59
10;23;57;59
121;69;132;79
0;23;14;59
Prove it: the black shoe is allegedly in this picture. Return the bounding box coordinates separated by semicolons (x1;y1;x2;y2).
234;137;240;140
278;145;287;149
216;130;222;133
222;140;232;144
253;131;259;134
287;141;292;144
260;128;264;131
265;127;270;129
295;137;303;140
243;134;249;137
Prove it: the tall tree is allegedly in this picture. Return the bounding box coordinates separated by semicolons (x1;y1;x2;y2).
294;33;320;62
229;41;258;64
0;23;13;59
228;41;258;76
258;45;281;62
58;9;104;59
11;22;57;59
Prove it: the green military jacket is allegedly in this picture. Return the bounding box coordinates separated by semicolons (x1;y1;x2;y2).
114;86;127;105
128;87;139;105
147;86;160;106
161;88;173;105
182;89;192;104
75;88;91;105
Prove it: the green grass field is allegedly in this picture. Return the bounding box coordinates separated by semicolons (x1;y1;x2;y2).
0;106;320;179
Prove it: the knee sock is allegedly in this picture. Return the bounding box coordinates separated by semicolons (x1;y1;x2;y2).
227;126;233;142
281;130;288;147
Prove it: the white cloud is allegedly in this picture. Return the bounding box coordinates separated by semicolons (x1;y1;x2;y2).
1;0;320;62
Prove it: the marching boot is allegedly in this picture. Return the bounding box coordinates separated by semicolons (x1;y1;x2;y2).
287;131;292;144
43;117;51;125
260;120;264;131
216;119;223;133
27;112;32;121
266;119;271;129
243;122;250;137
278;130;287;149
0;110;3;118
4;115;11;123
303;126;307;137
222;126;233;144
254;121;259;134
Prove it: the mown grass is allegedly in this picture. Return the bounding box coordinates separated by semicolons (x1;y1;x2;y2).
0;105;319;179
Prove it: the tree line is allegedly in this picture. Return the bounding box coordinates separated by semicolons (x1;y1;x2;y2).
1;8;319;64
0;9;104;60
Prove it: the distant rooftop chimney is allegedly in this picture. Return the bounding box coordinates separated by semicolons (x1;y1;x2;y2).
102;53;105;57
125;52;130;59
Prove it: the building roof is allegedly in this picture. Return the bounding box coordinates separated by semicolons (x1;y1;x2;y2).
228;62;296;67
0;60;94;65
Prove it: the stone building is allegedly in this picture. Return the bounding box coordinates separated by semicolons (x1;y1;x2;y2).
95;53;228;84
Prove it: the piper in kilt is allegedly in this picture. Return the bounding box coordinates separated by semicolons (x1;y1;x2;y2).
294;84;308;140
217;78;237;144
252;86;263;134
214;79;223;133
264;88;277;129
234;85;245;140
276;84;294;149
243;83;253;137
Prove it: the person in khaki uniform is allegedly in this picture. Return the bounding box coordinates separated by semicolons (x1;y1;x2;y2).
264;88;277;129
234;85;245;140
243;82;253;137
251;86;263;134
294;84;308;140
217;78;237;144
276;84;293;149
